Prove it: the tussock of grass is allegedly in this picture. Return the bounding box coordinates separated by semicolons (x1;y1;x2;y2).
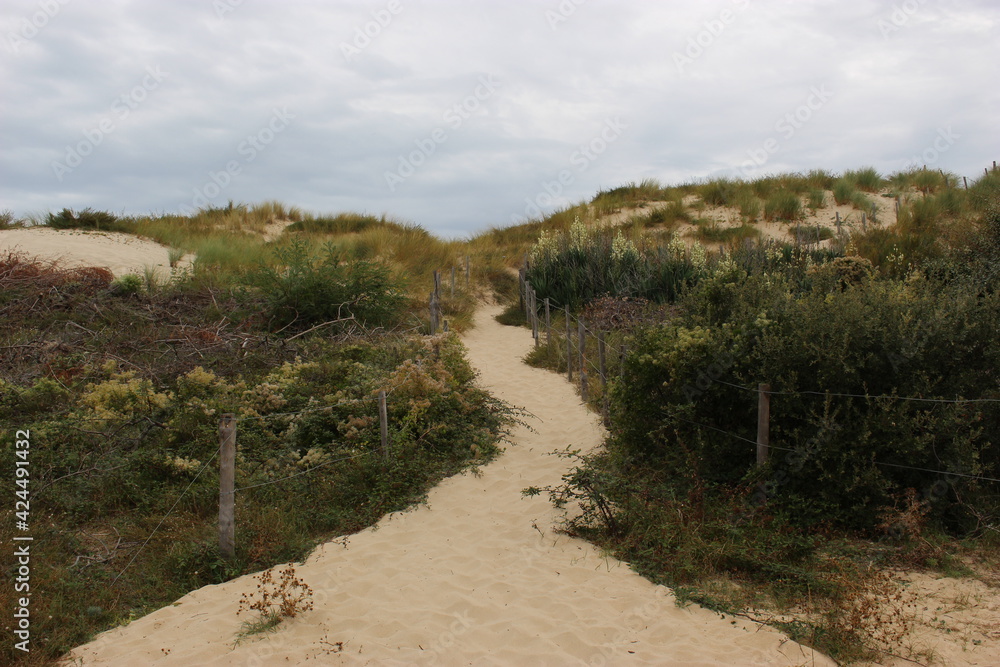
592;178;675;214
764;190;802;221
844;166;883;192
695;221;760;243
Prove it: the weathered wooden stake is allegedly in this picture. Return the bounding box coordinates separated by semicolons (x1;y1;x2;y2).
443;319;449;333
578;318;588;401
756;384;771;467
835;211;841;234
378;390;389;460
963;176;969;190
598;331;608;424
861;212;867;231
429;291;439;335
433;270;441;298
219;414;237;560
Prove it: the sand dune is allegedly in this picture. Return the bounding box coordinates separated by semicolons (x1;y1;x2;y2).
64;303;834;666
0;227;186;278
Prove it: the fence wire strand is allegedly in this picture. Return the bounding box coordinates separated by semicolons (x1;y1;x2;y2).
523;282;1000;486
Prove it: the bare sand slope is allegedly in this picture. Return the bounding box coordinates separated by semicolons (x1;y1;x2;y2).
0;227;186;278
65;304;833;666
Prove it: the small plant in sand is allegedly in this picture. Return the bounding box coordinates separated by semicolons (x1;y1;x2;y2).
235;564;314;642
167;247;185;268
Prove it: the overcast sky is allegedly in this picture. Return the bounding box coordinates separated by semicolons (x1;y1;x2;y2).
2;0;997;238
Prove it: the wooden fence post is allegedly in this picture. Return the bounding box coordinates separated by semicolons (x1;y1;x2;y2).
757;383;771;467
578;318;588;402
378;390;389;460
429;291;439;335
433;270;441;298
219;414;237;560
598;331;608;425
531;289;539;348
565;305;573;382
835;211;841;235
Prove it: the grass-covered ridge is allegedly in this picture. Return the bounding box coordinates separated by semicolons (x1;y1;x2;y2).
511;165;1000;664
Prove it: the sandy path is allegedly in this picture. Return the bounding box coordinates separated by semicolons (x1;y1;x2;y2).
66;304;833;666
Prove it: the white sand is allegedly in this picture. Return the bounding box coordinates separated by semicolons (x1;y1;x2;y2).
64;303;833;666
0;227;186;278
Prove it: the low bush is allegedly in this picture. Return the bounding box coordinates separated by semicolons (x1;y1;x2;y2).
844;167;883;193
526;219;707;308
832;179;856;205
764;190;802;221
245;239;407;332
607;276;1000;533
45;208;133;233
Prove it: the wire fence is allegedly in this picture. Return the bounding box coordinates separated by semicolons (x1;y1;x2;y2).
65;261;475;584
519;274;1000;487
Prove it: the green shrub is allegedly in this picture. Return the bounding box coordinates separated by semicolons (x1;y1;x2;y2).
630;202;690;228
806;189;826;212
606;277;1000;533
968;169;1000;226
526;220;707;309
700;179;738;207
832;179;856;205
696;222;759;244
46;208;131;232
912;169;946;195
246;239;407;331
790;224;834;244
851;191;875;213
764;191;802;221
844;167;882;192
805;169;835;190
735;189;762;221
110;273;143;295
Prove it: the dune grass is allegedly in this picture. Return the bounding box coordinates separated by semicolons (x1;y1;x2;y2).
764;190;803;221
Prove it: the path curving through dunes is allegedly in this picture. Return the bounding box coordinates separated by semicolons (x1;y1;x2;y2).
66;303;833;666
